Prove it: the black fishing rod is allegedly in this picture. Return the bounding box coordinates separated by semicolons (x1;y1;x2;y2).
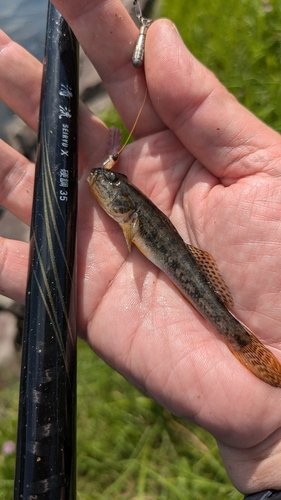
14;3;78;498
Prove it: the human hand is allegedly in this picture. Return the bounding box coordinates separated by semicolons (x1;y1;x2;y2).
1;0;281;494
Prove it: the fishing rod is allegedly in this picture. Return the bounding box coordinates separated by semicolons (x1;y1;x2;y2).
14;3;78;498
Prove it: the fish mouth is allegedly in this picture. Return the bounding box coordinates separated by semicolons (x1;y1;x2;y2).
87;167;100;187
87;168;117;207
87;169;103;203
87;168;107;195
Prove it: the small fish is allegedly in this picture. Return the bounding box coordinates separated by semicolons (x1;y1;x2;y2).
88;168;281;388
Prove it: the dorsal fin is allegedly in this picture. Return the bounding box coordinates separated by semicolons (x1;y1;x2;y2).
188;245;234;307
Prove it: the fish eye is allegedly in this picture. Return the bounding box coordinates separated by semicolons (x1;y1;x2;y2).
107;171;117;182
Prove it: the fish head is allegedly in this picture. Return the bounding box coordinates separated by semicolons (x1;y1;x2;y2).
88;168;136;223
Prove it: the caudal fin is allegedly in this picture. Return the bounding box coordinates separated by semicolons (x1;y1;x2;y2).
228;328;281;388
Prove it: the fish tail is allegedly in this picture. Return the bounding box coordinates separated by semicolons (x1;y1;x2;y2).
228;328;281;388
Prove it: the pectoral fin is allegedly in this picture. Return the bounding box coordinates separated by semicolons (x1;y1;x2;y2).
188;244;234;307
120;211;140;252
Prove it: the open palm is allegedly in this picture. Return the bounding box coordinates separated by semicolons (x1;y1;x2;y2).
1;1;281;494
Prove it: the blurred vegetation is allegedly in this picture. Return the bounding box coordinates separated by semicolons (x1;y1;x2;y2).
1;0;281;498
161;0;281;131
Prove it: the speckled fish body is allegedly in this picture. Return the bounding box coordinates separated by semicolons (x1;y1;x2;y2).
88;168;281;388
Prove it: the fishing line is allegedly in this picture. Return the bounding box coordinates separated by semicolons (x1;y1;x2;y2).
118;86;148;155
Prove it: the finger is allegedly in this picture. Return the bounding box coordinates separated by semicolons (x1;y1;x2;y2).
51;0;164;136
145;20;281;181
0;237;28;303
0;140;34;225
0;31;112;175
0;30;42;131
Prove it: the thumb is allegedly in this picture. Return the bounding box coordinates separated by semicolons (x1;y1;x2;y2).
145;19;281;181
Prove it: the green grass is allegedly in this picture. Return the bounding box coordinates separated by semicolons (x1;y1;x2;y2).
2;0;281;498
76;341;240;499
161;0;281;131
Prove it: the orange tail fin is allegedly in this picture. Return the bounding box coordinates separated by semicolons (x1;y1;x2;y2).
228;328;281;388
